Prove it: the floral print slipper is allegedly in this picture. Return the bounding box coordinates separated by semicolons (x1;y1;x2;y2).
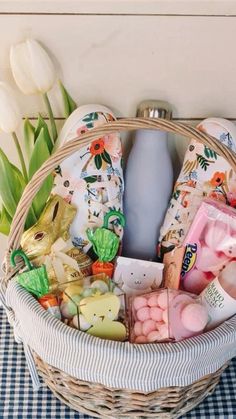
159;118;236;253
52;105;124;255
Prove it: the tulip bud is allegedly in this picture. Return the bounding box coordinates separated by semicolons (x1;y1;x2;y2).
0;82;21;133
10;39;56;95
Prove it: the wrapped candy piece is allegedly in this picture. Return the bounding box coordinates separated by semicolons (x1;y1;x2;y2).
21;195;93;288
87;210;125;277
11;249;49;298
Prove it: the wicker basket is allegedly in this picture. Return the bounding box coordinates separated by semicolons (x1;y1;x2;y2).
2;118;236;419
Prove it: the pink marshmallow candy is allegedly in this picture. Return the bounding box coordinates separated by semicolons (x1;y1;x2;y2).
142;319;157;336
162;309;168;323
184;269;211;295
150;307;163;321
136;307;150;321
147;331;162;342
195;245;228;272
205;221;226;250
147;295;159;307
134;321;143;336
157;291;168;309
158;324;169;340
181;303;208;332
133;296;148;311
135;335;148;343
156;321;165;329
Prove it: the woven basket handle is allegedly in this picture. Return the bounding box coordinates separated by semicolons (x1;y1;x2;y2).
6;117;236;272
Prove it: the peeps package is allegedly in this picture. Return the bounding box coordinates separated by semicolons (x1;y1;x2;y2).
58;274;127;341
181;199;236;295
52;105;124;255
129;288;208;344
113;256;164;297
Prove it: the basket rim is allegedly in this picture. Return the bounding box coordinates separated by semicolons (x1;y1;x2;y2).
6;277;236;350
5;278;236;392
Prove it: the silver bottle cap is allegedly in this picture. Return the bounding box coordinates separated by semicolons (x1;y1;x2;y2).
136;100;172;120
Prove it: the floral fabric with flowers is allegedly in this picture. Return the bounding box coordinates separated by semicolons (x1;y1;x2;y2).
159;118;236;251
52;105;123;254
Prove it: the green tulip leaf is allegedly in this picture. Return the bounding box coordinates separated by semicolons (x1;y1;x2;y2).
0;206;12;236
10;163;36;229
10;163;26;201
29;127;53;218
35;115;53;153
0;148;25;218
24;119;35;162
59;80;77;118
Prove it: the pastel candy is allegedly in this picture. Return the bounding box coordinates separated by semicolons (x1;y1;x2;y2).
142;319;156;336
195;245;229;272
169;294;201;341
205;221;226;250
148;295;159;307
156;321;165;329
184;269;211;295
91;280;109;293
158;324;169;340
73;314;91;331
216;234;236;258
135;335;148;343
167;291;176;303
157;291;168;310
162;309;168;323
60;302;74;319
82;288;95;298
147;330;162;342
63;284;83;302
181;303;208;332
150;307;163;321
136;307;150;321
134;321;143;336
133;296;148;311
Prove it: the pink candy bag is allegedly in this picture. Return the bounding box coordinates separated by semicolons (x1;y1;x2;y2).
181;199;236;294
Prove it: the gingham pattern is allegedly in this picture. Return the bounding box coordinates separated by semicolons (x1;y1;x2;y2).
4;279;236;392
1;307;236;419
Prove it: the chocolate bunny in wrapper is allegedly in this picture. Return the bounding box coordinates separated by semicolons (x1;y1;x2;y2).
21;195;92;289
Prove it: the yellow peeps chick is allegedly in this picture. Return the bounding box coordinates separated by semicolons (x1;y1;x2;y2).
80;294;126;341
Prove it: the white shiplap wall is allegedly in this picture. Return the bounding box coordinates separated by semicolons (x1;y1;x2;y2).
0;1;236;262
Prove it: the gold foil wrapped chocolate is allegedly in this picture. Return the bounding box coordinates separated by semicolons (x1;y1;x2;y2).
21;195;92;289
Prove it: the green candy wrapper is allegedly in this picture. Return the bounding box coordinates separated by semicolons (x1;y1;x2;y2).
86;210;126;262
87;227;119;262
11;249;49;298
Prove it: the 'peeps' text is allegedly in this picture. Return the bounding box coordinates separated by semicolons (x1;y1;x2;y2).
181;243;198;278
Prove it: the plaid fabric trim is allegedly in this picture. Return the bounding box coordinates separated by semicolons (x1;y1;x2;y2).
0;307;236;418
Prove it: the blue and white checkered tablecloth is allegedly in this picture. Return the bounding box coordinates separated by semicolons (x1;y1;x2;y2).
0;307;235;419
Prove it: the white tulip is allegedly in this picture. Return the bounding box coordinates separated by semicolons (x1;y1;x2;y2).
0;82;21;133
10;39;56;95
